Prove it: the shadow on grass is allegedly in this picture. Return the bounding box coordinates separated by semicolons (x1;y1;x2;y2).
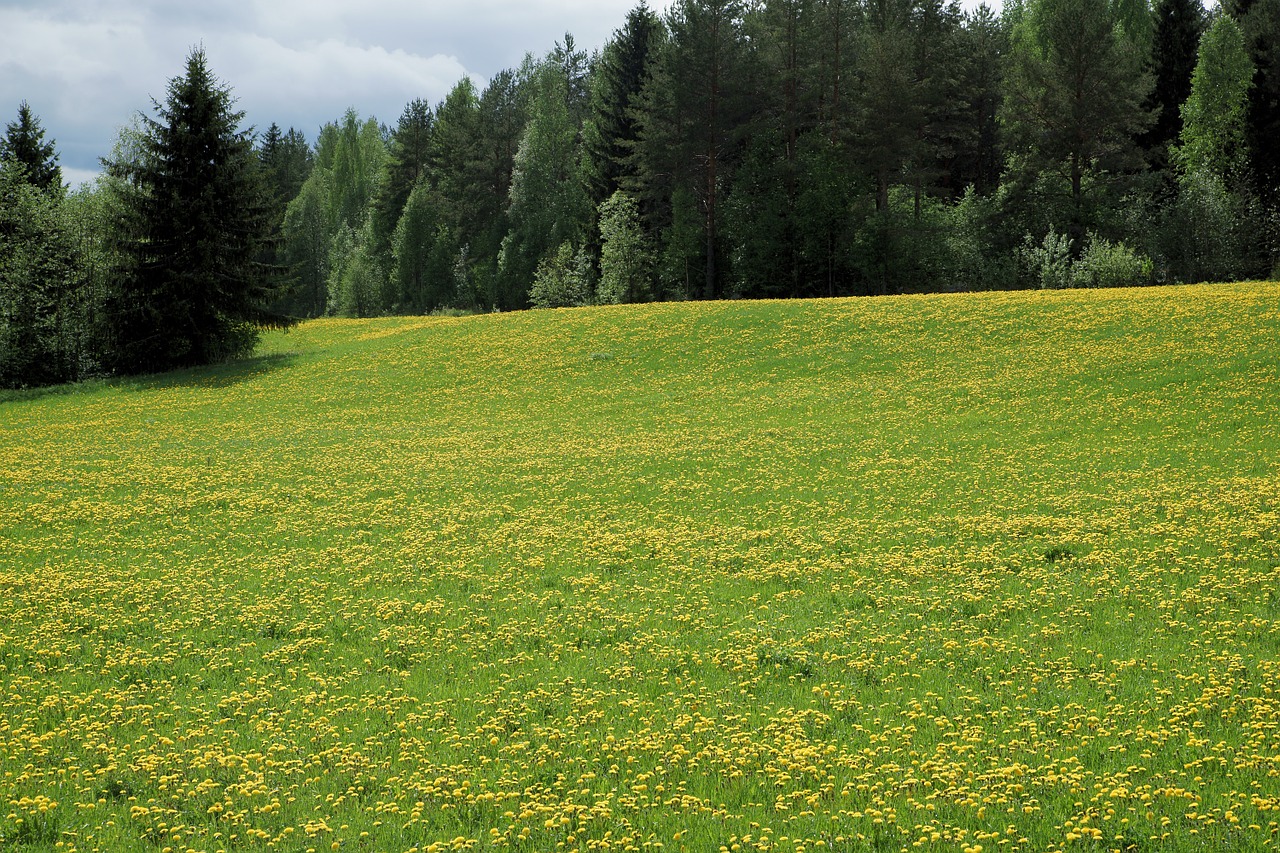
0;352;299;404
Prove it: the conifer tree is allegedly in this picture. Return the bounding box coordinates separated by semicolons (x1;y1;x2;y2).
1226;0;1280;202
639;0;756;299
1002;0;1154;247
102;48;290;373
582;5;663;265
2;101;61;192
371;99;433;270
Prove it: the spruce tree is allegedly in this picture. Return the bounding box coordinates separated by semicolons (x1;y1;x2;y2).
103;48;290;373
2;101;62;192
582;5;663;267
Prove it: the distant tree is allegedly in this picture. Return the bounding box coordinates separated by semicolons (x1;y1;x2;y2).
2;101;62;192
638;0;756;299
1001;0;1154;247
855;0;921;214
1175;15;1254;184
582;5;663;265
529;242;592;308
951;6;1007;196
101;48;291;373
1225;0;1280;203
328;109;386;235
469;67;534;303
1142;0;1206;172
371;99;433;270
392;179;456;312
258;123;313;204
281;168;333;317
597;190;654;303
258;123;313;315
500;46;591;308
0;159;79;386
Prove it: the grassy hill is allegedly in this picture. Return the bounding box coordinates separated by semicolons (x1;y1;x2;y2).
2;284;1279;853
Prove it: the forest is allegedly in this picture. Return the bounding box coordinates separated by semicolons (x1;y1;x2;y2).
1;0;1278;388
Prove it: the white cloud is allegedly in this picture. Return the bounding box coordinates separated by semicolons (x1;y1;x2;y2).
0;0;659;180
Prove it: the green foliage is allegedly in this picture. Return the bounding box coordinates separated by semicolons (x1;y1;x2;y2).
582;6;663;268
1018;228;1153;288
329;110;387;235
794;134;860;297
529;242;592;308
258;123;313;206
597;191;653;304
1;100;61;192
101;48;291;373
327;221;384;318
936;187;1019;291
654;186;703;301
1159;170;1265;282
725;132;798;298
642;0;756;299
0;160;87;387
1174;15;1254;184
391;179;456;313
500;49;590;309
371;99;434;271
1144;0;1206;170
1229;0;1280;203
1002;0;1154;242
281;169;333;317
1071;233;1153;287
1019;227;1074;288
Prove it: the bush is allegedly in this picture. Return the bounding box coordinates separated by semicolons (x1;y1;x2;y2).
529;243;591;309
1159;171;1264;283
1071;234;1153;288
1018;228;1074;289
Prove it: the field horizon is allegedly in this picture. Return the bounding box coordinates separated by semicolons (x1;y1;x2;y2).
2;283;1279;853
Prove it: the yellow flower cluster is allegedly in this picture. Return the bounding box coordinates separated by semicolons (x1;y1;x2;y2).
1;283;1278;852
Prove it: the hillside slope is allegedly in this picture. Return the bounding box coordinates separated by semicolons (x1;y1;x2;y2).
2;284;1279;852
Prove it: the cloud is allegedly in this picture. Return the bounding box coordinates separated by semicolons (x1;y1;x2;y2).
0;0;658;182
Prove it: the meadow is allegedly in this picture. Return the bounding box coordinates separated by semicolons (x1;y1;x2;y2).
1;283;1278;853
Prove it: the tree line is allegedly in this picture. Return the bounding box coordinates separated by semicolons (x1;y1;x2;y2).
2;0;1278;388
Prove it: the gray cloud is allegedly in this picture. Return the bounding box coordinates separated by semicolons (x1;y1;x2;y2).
0;0;665;185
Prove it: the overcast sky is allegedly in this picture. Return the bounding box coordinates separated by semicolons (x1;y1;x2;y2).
0;0;680;187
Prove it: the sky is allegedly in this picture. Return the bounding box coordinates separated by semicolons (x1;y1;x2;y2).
0;0;675;187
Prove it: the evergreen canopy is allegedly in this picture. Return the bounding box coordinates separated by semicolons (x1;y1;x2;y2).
103;47;291;374
1;101;61;192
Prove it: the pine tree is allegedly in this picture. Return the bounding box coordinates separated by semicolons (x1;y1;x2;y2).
639;0;756;299
102;48;290;373
2;101;62;192
259;124;312;204
951;6;1007;196
1002;0;1154;247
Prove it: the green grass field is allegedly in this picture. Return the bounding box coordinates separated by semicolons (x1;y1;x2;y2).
2;283;1279;853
